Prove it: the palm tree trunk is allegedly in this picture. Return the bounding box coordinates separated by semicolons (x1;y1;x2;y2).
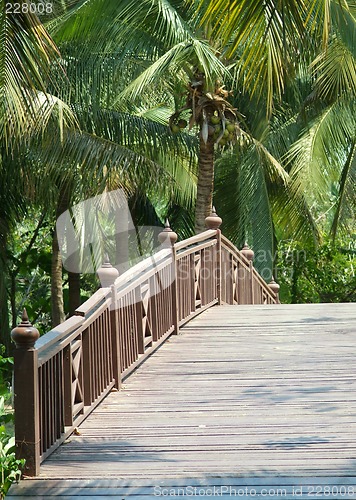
68;271;81;316
51;228;65;327
194;135;215;233
64;221;81;316
51;188;70;327
115;206;129;274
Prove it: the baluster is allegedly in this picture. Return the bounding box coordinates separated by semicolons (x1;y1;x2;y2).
150;275;158;342
241;243;254;304
135;285;145;354
63;344;73;426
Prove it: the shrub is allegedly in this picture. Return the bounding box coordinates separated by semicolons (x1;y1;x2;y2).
0;346;24;499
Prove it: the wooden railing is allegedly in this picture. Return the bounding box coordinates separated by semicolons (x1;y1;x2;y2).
11;213;279;476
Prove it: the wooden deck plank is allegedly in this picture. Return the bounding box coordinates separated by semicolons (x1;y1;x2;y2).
8;303;356;498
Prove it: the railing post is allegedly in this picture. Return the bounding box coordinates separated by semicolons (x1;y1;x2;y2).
96;257;121;388
158;220;179;334
11;309;40;477
268;276;280;304
241;243;255;304
205;207;222;304
216;230;222;304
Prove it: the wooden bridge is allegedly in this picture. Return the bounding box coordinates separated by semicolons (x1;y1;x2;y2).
7;216;356;498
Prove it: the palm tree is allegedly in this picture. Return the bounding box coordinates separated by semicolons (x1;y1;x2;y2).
213;79;321;278
1;2;198;337
55;0;350;235
285;1;356;241
49;0;233;232
0;4;73;346
198;0;356;242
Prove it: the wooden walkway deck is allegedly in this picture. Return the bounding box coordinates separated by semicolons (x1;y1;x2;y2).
8;303;356;499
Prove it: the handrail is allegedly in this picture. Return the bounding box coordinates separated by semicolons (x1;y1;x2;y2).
114;248;171;290
74;288;111;318
174;229;217;251
221;234;250;266
35;315;84;354
11;215;279;476
114;248;172;299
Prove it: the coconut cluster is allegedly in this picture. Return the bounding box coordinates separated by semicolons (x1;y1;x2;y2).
170;119;187;134
170;112;239;148
169;78;240;148
208;113;238;147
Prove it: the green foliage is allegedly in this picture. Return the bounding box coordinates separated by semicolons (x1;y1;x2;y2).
7;213;53;335
0;346;12;399
278;236;356;303
0;423;24;499
0;346;24;499
0;1;73;146
0;0;355;343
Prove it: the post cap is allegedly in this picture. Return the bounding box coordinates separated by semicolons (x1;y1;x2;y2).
241;242;254;261
205;206;222;230
268;276;280;295
158;219;178;246
97;255;119;287
11;309;40;349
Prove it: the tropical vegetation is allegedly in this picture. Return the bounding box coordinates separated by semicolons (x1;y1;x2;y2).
0;345;24;498
0;0;355;351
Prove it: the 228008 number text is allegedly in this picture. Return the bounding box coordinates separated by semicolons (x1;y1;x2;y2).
5;2;53;14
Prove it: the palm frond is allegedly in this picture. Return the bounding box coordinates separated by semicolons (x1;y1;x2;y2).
192;0;354;114
52;0;193;53
330;0;356;58
116;39;228;105
0;6;72;145
135;104;173;125
214;148;275;278
287;99;356;202
312;37;356;100
330;138;356;240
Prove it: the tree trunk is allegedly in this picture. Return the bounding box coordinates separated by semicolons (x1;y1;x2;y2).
68;271;81;316
51;228;65;327
194;135;215;233
51;188;70;327
115;205;129;274
64;225;82;316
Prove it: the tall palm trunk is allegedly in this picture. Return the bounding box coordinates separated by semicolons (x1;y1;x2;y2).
64;211;81;316
115;206;129;274
68;271;81;316
194;135;215;233
52;186;82;322
51;188;70;327
51;227;65;327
